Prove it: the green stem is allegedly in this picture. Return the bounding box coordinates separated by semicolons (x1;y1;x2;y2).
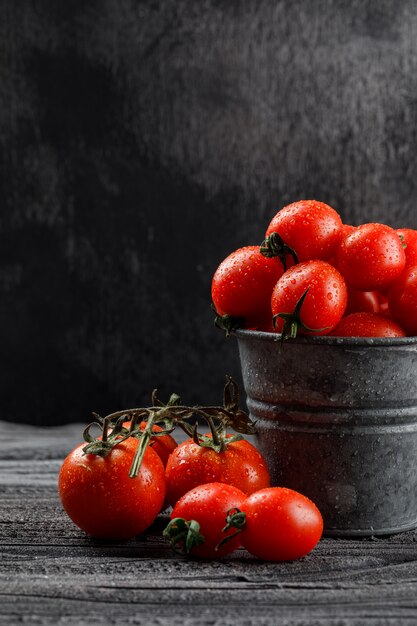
128;410;160;478
260;232;298;270
163;518;205;555
82;377;257;471
216;508;247;550
101;418;109;443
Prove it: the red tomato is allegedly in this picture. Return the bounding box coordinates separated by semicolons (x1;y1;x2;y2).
329;312;405;337
345;288;380;315
341;224;356;237
378;293;391;317
165;436;270;507
58;438;166;539
328;225;357;266
265;200;343;262
271;261;347;337
236;487;323;561
336;223;406;291
397;228;417;268
211;246;284;329
164;482;246;558
121;421;177;467
389;265;417;335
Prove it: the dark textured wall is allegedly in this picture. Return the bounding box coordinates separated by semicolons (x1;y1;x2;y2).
1;0;417;424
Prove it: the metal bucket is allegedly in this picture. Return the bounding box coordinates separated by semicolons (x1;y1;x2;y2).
235;329;417;536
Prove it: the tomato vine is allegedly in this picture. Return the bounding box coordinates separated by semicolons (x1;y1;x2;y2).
82;377;256;478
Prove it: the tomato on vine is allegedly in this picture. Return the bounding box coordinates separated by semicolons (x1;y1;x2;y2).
59;378;259;540
119;421;177;467
58;438;166;539
165;435;270;507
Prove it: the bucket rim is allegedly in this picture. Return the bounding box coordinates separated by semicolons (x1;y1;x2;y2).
234;328;417;347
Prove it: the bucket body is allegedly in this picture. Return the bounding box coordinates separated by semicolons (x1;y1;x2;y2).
235;330;417;536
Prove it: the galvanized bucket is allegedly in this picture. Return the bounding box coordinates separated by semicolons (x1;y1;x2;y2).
235;329;417;536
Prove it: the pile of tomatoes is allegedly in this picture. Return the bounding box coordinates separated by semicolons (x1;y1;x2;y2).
212;200;417;338
58;421;323;561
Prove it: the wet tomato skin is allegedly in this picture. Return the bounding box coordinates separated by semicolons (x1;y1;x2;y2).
397;228;417;269
121;421;177;467
329;312;406;337
169;482;247;558
378;293;391;317
238;487;323;561
336;223;406;291
58;438;166;539
165;436;270;507
345;288;380;315
271;261;347;335
211;246;284;329
265;200;343;262
340;224;356;238
388;265;417;335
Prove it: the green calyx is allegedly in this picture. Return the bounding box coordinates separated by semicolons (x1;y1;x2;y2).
163;518;205;555
273;288;331;341
216;507;247;551
260;232;298;271
212;304;244;337
82;416;132;458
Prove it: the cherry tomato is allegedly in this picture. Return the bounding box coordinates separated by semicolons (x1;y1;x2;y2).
389;265;417;335
121;421;177;467
234;487;323;561
345;288;380;315
341;224;356;237
165;436;270;507
336;223;406;291
58;438;166;539
265;200;343;262
211;246;284;330
378;293;391;317
397;228;417;268
271;261;347;337
329;312;405;337
164;482;246;558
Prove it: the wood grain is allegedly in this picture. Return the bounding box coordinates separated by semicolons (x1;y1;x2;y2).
1;422;417;624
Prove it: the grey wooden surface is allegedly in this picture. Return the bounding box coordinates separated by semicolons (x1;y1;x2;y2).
1;421;417;625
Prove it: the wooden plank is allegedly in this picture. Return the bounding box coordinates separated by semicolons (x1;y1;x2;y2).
1;422;417;625
0;422;86;460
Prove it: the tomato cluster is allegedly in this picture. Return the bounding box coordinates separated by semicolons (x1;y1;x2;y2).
58;411;323;561
59;430;271;535
165;483;323;561
212;200;417;338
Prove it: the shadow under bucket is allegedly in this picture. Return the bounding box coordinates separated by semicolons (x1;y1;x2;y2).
235;329;417;537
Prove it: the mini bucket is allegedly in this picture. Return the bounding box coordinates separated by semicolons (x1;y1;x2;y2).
235;329;417;536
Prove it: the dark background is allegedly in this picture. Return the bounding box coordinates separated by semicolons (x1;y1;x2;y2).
1;0;417;425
